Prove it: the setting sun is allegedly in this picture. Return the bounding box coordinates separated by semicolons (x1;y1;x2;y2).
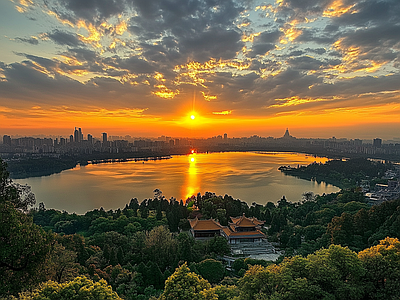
191;115;195;120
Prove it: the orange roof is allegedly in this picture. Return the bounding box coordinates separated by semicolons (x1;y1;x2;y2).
231;214;264;227
189;217;223;231
222;228;265;238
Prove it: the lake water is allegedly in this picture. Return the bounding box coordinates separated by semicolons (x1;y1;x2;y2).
16;152;340;214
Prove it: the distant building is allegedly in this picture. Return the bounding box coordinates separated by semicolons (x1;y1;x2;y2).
224;133;228;140
102;132;108;145
281;128;295;140
87;134;93;144
3;135;11;146
74;127;83;143
373;138;382;148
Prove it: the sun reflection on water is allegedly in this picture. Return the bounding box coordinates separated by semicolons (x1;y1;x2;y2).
183;153;200;200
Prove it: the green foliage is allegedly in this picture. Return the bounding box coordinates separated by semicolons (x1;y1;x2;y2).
212;285;239;300
144;226;178;271
327;199;400;251
238;244;366;300
160;263;217;300
207;235;231;256
196;259;225;284
358;237;400;299
281;158;390;190
177;232;194;262
0;166;53;296
16;276;122;299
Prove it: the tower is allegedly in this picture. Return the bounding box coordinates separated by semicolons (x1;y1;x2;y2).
283;128;291;138
102;132;108;145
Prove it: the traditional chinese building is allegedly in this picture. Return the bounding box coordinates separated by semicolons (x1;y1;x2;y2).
189;214;265;244
221;214;265;244
189;217;224;240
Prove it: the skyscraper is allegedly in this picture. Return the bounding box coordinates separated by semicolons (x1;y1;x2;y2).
74;127;83;143
3;135;11;146
102;132;108;145
373;138;382;148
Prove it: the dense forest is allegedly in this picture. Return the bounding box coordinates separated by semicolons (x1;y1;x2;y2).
1;157;400;299
280;157;391;189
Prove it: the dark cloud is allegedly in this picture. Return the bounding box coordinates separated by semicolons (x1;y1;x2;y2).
248;43;275;57
309;74;400;99
15;37;39;45
247;30;281;58
340;24;400;49
305;48;326;55
254;30;281;44
47;30;84;47
332;0;400;27
324;24;339;33
297;28;339;44
288;50;304;57
180;28;243;61
21;54;58;70
114;56;156;74
288;56;325;70
48;0;126;24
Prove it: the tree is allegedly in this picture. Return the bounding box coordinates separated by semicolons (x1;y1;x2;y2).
358;237;400;299
306;244;365;299
0;200;53;296
159;263;217;300
196;259;225;284
212;285;239;300
16;276;122;299
144;226;177;270
0;158;36;211
43;242;79;283
177;232;194;262
208;235;230;256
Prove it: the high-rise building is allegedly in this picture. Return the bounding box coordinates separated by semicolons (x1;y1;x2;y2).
102;132;108;145
224;133;228;140
69;135;73;143
88;134;93;144
3;135;11;146
74;127;83;143
74;127;79;143
373;138;382;148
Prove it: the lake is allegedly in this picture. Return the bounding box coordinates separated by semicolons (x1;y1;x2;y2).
16;152;340;214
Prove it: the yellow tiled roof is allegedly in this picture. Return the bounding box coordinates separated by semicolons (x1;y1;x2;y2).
231;214;264;227
189;217;223;231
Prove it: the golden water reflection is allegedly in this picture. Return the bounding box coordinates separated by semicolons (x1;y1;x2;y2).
183;153;200;199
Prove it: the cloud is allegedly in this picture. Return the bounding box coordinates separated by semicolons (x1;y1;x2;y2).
46;29;85;47
15;36;39;45
2;0;400;131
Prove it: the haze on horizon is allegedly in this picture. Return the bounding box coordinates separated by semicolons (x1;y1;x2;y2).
1;0;400;140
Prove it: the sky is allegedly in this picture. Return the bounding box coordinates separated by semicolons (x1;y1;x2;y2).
0;0;400;140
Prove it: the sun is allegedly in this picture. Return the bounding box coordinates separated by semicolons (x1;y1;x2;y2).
191;114;195;120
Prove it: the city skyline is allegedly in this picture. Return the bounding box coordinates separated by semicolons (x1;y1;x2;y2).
1;0;400;139
1;127;397;142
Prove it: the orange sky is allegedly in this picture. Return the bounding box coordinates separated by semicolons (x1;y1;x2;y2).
1;0;400;140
